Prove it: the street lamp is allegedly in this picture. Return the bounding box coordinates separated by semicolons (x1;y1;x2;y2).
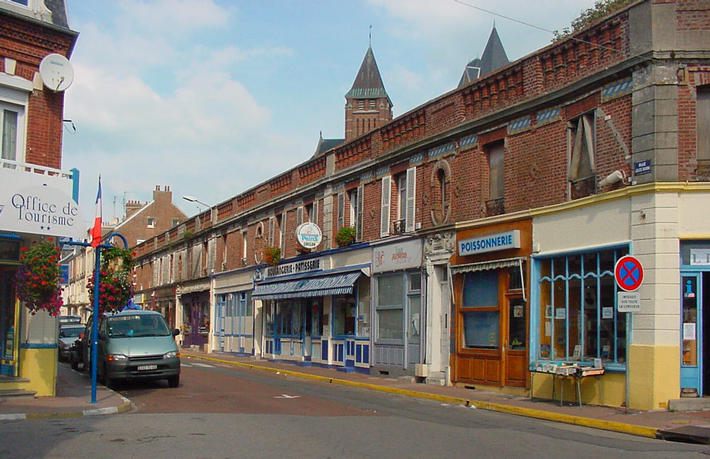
182;195;210;208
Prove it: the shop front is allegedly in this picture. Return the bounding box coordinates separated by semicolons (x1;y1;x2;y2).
177;282;210;350
0;167;85;394
254;252;371;372
371;238;424;377
680;241;710;397
214;268;256;355
152;287;176;330
451;220;531;388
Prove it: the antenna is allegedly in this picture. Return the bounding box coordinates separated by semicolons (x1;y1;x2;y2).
369;24;372;47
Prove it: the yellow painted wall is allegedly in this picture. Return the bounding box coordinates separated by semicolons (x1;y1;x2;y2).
629;344;679;410
19;348;57;397
531;371;626;407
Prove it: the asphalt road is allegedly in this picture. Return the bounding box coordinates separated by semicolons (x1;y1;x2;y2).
1;358;708;458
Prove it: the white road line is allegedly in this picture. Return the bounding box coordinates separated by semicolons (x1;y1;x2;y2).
190;362;214;368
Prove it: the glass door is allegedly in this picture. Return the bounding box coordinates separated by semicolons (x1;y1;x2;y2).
681;273;702;395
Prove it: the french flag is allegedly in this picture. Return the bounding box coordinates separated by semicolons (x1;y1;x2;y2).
90;177;102;248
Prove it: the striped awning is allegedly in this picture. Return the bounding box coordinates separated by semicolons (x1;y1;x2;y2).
253;271;361;300
450;257;525;274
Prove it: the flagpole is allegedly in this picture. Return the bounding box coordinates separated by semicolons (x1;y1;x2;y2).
91;247;100;403
90;176;102;404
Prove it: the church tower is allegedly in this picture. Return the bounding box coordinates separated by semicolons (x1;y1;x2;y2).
344;46;392;141
458;26;509;87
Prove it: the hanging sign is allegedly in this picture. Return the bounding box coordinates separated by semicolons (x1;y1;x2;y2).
295;222;322;249
614;255;644;291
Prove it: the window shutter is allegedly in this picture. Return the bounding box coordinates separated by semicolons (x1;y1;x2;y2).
569;114;596;181
582;114;595;174
405;167;416;232
356;184;364;241
297;206;303;225
313;200;319;225
268;217;275;246
281;212;287;251
380;176;391;237
337;192;345;229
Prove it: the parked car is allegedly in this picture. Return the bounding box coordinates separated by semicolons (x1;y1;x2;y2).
58;315;81;326
58;323;85;361
73;310;181;388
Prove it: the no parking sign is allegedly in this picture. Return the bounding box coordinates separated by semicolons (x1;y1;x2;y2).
615;255;643;313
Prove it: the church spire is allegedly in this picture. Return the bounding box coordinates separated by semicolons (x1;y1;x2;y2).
458;25;510;87
344;44;392;141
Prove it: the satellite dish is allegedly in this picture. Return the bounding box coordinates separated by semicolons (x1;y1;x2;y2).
39;53;74;92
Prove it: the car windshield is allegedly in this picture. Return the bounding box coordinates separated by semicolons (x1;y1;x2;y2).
59;327;83;338
107;314;171;338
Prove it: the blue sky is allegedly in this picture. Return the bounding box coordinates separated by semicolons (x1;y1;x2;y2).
62;0;596;222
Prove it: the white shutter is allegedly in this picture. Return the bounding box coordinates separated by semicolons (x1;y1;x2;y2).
297;206;304;225
313;200;319;225
380;176;391;237
268;217;275;246
405;167;416;232
337;192;345;229
356;184;364;241
280;212;287;252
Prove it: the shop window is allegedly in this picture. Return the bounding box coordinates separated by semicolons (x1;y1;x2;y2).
376;273;404;342
333;295;356;336
265;303;274;336
461;270;500;349
537;246;628;364
568;113;596;199
408;272;421;342
277;301;301;336
357;278;371;338
308;299;323;337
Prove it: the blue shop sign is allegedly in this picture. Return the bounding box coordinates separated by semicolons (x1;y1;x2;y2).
459;230;520;256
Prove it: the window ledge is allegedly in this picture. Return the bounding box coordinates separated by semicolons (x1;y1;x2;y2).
0;72;33;92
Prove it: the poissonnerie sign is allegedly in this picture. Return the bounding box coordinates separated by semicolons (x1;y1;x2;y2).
459;230;520;256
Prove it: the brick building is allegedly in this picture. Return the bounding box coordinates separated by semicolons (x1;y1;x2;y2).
0;0;78;396
63;185;187;323
132;0;710;410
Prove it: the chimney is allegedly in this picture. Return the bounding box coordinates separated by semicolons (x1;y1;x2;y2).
153;185;172;203
125;200;143;219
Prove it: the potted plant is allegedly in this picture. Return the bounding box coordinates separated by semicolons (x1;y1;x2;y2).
86;247;135;314
335;226;356;247
15;239;63;316
263;246;281;266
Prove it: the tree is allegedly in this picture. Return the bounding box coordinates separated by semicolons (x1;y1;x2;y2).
553;0;635;40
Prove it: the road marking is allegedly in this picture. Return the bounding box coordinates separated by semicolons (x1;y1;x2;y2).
190;362;214;368
274;394;300;399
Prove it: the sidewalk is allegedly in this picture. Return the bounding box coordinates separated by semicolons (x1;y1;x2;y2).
1;352;709;444
0;363;132;421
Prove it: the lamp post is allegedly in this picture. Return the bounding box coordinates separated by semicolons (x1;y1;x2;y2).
183;195;214;225
182;195;210;209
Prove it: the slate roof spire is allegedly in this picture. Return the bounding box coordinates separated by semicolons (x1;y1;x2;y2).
458;26;509;87
345;46;391;105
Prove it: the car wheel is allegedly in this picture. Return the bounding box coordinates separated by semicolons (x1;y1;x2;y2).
167;374;180;388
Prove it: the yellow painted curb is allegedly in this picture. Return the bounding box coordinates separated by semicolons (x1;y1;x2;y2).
184;353;659;439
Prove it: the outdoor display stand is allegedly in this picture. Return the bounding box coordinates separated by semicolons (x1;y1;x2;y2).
532;363;605;407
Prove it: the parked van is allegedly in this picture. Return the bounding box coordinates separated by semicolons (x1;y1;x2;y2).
74;310;180;388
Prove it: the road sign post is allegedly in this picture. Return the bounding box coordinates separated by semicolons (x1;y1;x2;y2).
614;255;644;413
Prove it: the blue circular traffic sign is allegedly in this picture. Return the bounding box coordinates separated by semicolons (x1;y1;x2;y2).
614;256;644;291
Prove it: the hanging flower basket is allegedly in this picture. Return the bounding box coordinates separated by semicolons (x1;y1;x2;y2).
335;226;356;247
87;247;135;315
262;246;281;266
15;239;63;316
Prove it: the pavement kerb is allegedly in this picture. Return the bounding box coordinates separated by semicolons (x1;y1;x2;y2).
185;353;659;439
0;389;133;422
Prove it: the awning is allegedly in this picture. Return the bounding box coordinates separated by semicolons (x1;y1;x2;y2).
253;271;361;300
450;257;525;274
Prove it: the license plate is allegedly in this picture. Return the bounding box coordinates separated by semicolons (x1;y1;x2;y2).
137;364;157;371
